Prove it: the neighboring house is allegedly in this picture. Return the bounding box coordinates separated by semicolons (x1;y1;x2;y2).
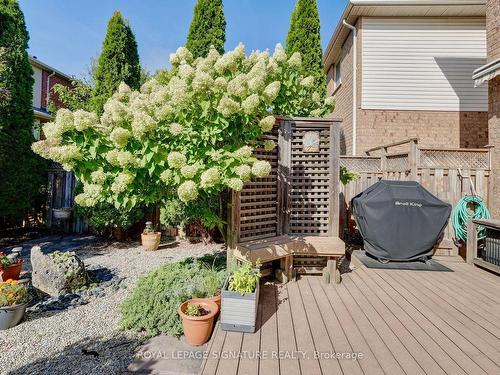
323;0;489;155
29;55;73;139
472;0;500;217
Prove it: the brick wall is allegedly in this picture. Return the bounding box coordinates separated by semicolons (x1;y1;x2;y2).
356;110;488;153
330;19;360;154
328;16;488;156
41;70;72;110
487;0;500;217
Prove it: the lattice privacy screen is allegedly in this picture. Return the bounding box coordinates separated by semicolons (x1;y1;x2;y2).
239;130;279;242
237;118;340;243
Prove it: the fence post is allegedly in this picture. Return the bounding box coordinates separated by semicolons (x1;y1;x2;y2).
381;147;388;179
409;139;418;180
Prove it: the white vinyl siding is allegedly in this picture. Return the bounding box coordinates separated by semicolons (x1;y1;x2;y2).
32;66;43;109
362;18;487;112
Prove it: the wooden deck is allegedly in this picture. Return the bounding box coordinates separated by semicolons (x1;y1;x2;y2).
200;257;500;375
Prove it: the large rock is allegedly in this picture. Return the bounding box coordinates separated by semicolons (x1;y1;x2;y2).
31;246;88;296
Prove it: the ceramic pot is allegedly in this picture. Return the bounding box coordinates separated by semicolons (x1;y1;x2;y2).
0;260;24;281
0;302;28;330
141;232;161;251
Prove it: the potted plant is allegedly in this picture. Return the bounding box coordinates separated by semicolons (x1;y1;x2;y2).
178;298;219;346
0;252;24;281
141;221;161;251
0;280;30;330
221;261;261;333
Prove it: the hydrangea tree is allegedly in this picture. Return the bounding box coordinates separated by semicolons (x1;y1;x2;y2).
32;44;334;227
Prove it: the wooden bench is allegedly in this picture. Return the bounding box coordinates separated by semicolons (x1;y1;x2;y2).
233;235;345;284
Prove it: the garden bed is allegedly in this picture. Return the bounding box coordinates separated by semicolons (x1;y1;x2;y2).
0;236;223;375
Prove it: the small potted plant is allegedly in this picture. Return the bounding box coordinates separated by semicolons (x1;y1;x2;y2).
0;280;30;330
221;261;261;333
0;252;24;281
141;221;161;251
178;298;219;346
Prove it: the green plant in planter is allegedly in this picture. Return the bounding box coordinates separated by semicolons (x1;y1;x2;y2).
228;261;261;295
0;280;29;307
185;302;204;317
143;221;156;234
0;253;12;269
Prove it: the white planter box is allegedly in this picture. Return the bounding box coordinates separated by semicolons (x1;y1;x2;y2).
220;280;260;333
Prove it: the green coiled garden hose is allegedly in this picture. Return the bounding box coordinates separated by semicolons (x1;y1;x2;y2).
451;195;490;242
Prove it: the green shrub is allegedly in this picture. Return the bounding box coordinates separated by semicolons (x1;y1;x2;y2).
228;261;261;295
120;255;226;337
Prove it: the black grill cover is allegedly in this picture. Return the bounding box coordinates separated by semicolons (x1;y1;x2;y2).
352;180;451;261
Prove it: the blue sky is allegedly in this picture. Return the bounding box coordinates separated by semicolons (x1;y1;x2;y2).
19;0;347;78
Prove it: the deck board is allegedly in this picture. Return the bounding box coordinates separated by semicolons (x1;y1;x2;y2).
201;257;500;375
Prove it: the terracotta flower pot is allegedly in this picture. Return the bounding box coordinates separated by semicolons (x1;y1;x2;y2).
141;232;161;251
207;294;221;318
178;298;218;346
0;260;24;282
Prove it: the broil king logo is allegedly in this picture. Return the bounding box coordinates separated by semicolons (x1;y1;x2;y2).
395;200;423;208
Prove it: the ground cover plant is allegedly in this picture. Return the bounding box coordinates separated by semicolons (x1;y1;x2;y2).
119;254;226;337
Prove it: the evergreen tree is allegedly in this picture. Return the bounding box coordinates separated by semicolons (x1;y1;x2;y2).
186;0;226;58
0;0;47;225
91;11;141;114
286;0;326;97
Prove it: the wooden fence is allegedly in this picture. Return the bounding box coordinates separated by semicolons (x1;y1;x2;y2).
340;138;491;255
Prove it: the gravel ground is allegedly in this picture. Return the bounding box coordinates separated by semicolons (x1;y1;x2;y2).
0;237;224;375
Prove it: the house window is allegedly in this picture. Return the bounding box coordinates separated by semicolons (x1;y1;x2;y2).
334;62;341;88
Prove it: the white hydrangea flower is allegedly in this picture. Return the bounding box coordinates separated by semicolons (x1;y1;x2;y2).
273;44;287;63
259;115;276;131
234;145;253;158
170;46;193;66
242;94;260;114
300;76;315;88
209;150;224;161
200;167;221;188
311;108;323;117
263;81;281;102
105;149;120;166
74;110;98;131
178;180;198;202
227;178;244;192
217;96;240;117
160;169;173;183
103;98;130;125
247;76;265;92
180;163;200;179
75;183;103;207
214;50;238;74
192;70;214;92
41;122;64;143
252;160;272;178
91;169;107;185
167;151;187;169
178;63;195;80
149;86;169;106
131;111;156;138
111;173;134;194
267;58;279;74
214;77;228;90
167;76;191;108
116;150;137;167
140;79;160;94
227;74;247;98
55;108;74;131
288;52;302;68
109;127;131;148
233;43;246;60
118;82;131;95
324;96;335;107
263;140;276;152
169;123;183;135
206;47;221;64
312;92;321;103
155;104;174;121
235;164;252;181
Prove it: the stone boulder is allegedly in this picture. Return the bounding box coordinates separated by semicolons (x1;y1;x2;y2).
31;246;88;296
